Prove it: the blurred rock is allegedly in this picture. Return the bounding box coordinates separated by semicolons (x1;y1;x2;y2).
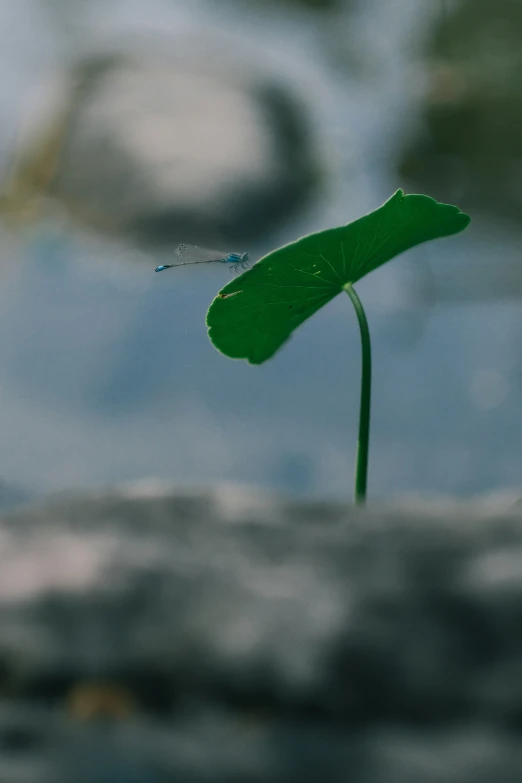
3;52;318;247
398;0;522;226
0;485;521;780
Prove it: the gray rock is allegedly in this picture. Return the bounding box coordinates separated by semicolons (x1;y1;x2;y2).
24;52;317;247
0;485;521;780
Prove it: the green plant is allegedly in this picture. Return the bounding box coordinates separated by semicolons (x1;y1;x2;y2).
206;190;470;504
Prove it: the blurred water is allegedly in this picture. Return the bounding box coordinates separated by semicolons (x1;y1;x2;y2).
0;0;520;502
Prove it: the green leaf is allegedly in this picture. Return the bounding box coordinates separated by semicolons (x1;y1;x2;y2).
206;190;470;364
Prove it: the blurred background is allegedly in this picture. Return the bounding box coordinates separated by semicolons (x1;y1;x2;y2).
0;0;521;507
2;3;522;782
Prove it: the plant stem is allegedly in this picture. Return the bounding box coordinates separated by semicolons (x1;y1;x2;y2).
344;284;372;505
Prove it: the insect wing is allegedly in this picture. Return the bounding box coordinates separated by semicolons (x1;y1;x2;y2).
175;244;227;264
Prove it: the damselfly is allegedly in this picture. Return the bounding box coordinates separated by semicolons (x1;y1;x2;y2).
155;244;249;274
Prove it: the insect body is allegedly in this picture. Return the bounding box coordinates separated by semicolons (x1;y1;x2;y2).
155;244;249;273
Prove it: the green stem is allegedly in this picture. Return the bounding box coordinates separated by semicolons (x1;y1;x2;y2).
344;284;372;505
